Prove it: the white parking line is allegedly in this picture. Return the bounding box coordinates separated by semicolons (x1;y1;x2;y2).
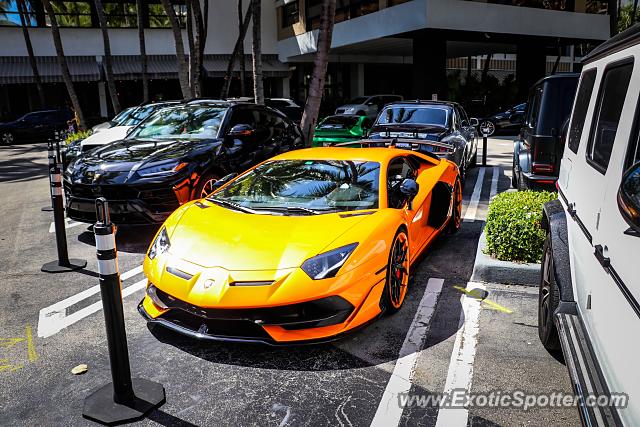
37;266;145;338
463;168;485;222
370;278;444;427
490;166;499;200
49;219;85;233
434;281;485;427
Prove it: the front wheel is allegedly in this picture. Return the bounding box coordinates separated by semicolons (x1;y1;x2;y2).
447;179;463;234
538;234;560;351
381;229;410;314
1;131;14;146
194;171;221;199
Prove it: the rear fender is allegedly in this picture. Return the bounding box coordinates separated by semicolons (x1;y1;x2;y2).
541;199;575;308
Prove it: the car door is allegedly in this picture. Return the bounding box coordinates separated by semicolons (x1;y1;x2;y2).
256;108;287;160
223;107;261;171
564;58;634;354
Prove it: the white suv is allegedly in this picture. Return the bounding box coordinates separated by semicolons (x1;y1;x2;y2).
335;95;403;118
538;26;640;425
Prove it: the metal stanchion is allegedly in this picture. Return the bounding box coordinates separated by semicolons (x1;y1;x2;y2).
482;134;488;166
41;133;57;212
83;198;165;425
41;134;86;273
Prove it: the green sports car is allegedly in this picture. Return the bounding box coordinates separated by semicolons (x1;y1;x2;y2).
312;115;372;147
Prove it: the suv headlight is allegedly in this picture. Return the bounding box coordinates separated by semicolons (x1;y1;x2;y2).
138;160;188;177
148;227;170;260
301;243;358;280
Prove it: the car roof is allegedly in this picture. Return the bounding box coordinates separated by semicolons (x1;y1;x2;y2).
531;73;580;88
269;147;430;163
583;23;640;64
383;100;458;108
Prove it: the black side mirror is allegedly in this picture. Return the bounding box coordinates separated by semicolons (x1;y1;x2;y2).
228;124;254;137
399;178;419;209
212;173;239;190
618;162;640;235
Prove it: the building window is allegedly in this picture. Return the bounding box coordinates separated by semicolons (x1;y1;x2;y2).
306;0;378;30
282;1;299;27
46;1;93;27
148;2;187;28
104;1;137;28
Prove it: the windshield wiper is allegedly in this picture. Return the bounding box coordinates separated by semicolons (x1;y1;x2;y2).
252;206;327;216
207;197;261;214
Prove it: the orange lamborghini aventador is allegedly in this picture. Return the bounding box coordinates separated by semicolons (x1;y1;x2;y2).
139;146;462;344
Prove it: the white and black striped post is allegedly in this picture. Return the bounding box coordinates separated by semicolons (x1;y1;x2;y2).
41;134;57;212
41;134;86;273
83;198;165;425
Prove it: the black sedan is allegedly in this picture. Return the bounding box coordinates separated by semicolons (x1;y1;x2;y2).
64;100;304;224
1;109;72;145
366;101;479;183
479;102;526;136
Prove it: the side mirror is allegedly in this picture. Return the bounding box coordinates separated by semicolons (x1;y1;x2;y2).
228;124;254;137
618;162;640;235
469;118;479;127
399;178;419;209
212;173;239;190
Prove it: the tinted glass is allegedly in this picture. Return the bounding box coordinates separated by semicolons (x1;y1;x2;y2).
588;62;634;173
376;106;451;127
213;160;380;212
121;104;166;126
568;69;597;154
319;116;359;128
111;106;136;125
127;106;227;140
536;77;578;135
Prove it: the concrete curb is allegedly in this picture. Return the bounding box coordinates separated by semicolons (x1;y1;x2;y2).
470;230;540;286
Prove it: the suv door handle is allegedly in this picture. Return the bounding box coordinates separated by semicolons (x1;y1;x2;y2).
594;244;610;268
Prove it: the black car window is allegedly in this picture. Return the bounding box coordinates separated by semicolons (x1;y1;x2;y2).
526;88;542;129
587;60;634;174
228;108;258;129
377;106;451;127
568;69;597;154
625;93;640;171
128;105;227;140
458;107;469;125
515;103;526;112
387;157;416;209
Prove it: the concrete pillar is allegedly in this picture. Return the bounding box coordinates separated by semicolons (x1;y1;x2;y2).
98;82;108;117
350;63;364;98
282;77;290;98
516;44;546;99
412;32;447;100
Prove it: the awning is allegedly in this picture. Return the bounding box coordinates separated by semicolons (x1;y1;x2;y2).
0;56;101;84
111;55;179;80
203;54;290;78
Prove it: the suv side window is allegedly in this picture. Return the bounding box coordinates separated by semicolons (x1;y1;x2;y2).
228;108;258;129
568;69;597;154
626;104;640;171
587;60;634;174
387;157;416;209
526;88;542;128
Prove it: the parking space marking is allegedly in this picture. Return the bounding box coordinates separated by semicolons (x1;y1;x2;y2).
48;219;85;233
370;278;444;427
37;266;144;338
489;166;499;200
435;281;484;427
463;168;485;222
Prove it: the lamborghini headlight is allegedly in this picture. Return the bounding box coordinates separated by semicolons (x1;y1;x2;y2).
138;160;188;177
148;227;170;260
301;243;358;280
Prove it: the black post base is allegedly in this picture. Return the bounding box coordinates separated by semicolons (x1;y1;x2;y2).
41;206;54;212
41;258;87;273
83;378;166;426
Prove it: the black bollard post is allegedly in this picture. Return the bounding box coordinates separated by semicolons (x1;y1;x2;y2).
41;135;86;273
41;137;56;212
482;134;488;166
83;198;165;425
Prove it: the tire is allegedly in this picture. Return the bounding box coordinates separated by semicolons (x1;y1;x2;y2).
459;155;467;187
479;120;496;137
1;131;14;146
381;229;410;314
447;178;463;234
538;234;561;351
194;171;221;199
512;158;518;189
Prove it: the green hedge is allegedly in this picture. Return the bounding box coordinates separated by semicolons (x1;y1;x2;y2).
484;190;557;263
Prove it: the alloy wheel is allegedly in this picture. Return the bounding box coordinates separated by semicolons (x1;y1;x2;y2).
388;232;409;309
480;121;495;136
200;178;219;199
1;132;13;145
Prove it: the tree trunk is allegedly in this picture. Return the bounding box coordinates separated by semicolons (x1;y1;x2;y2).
160;0;192;98
251;0;263;104
136;0;149;102
238;0;246;96
186;0;197;96
190;0;205;97
220;1;252;99
94;0;121;113
17;0;46;108
300;0;336;145
42;0;86;129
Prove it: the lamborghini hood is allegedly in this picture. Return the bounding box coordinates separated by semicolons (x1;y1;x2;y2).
167;202;374;271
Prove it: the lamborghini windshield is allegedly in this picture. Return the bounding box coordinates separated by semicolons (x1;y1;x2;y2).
210;160;380;214
377;105;451;127
127;106;227;140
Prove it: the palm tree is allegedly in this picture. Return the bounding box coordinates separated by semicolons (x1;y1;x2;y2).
136;0;148;102
94;0;121;113
238;0;246;96
251;0;263;104
189;0;206;97
17;0;46;107
300;0;336;145
220;0;252;98
42;0;86;129
160;0;192;99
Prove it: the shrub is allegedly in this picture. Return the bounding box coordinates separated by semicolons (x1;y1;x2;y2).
484;190;557;263
65;130;92;145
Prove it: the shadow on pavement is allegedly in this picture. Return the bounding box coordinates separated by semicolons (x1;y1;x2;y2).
78;224;159;254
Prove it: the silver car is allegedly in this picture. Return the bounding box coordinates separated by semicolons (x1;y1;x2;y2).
335;94;403;118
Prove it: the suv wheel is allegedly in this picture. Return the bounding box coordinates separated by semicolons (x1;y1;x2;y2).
511;158;518;188
1;131;14;145
538;233;561;351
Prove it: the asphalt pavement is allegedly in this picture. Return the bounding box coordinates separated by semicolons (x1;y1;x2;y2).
0;137;578;426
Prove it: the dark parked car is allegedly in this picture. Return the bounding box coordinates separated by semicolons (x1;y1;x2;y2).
64;100;304;224
513;74;579;190
479;102;526;136
366;101;479;183
0;109;72;145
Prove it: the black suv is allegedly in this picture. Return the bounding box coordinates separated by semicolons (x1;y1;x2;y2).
512;74;579;190
64;100;304;224
0;109;72;145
